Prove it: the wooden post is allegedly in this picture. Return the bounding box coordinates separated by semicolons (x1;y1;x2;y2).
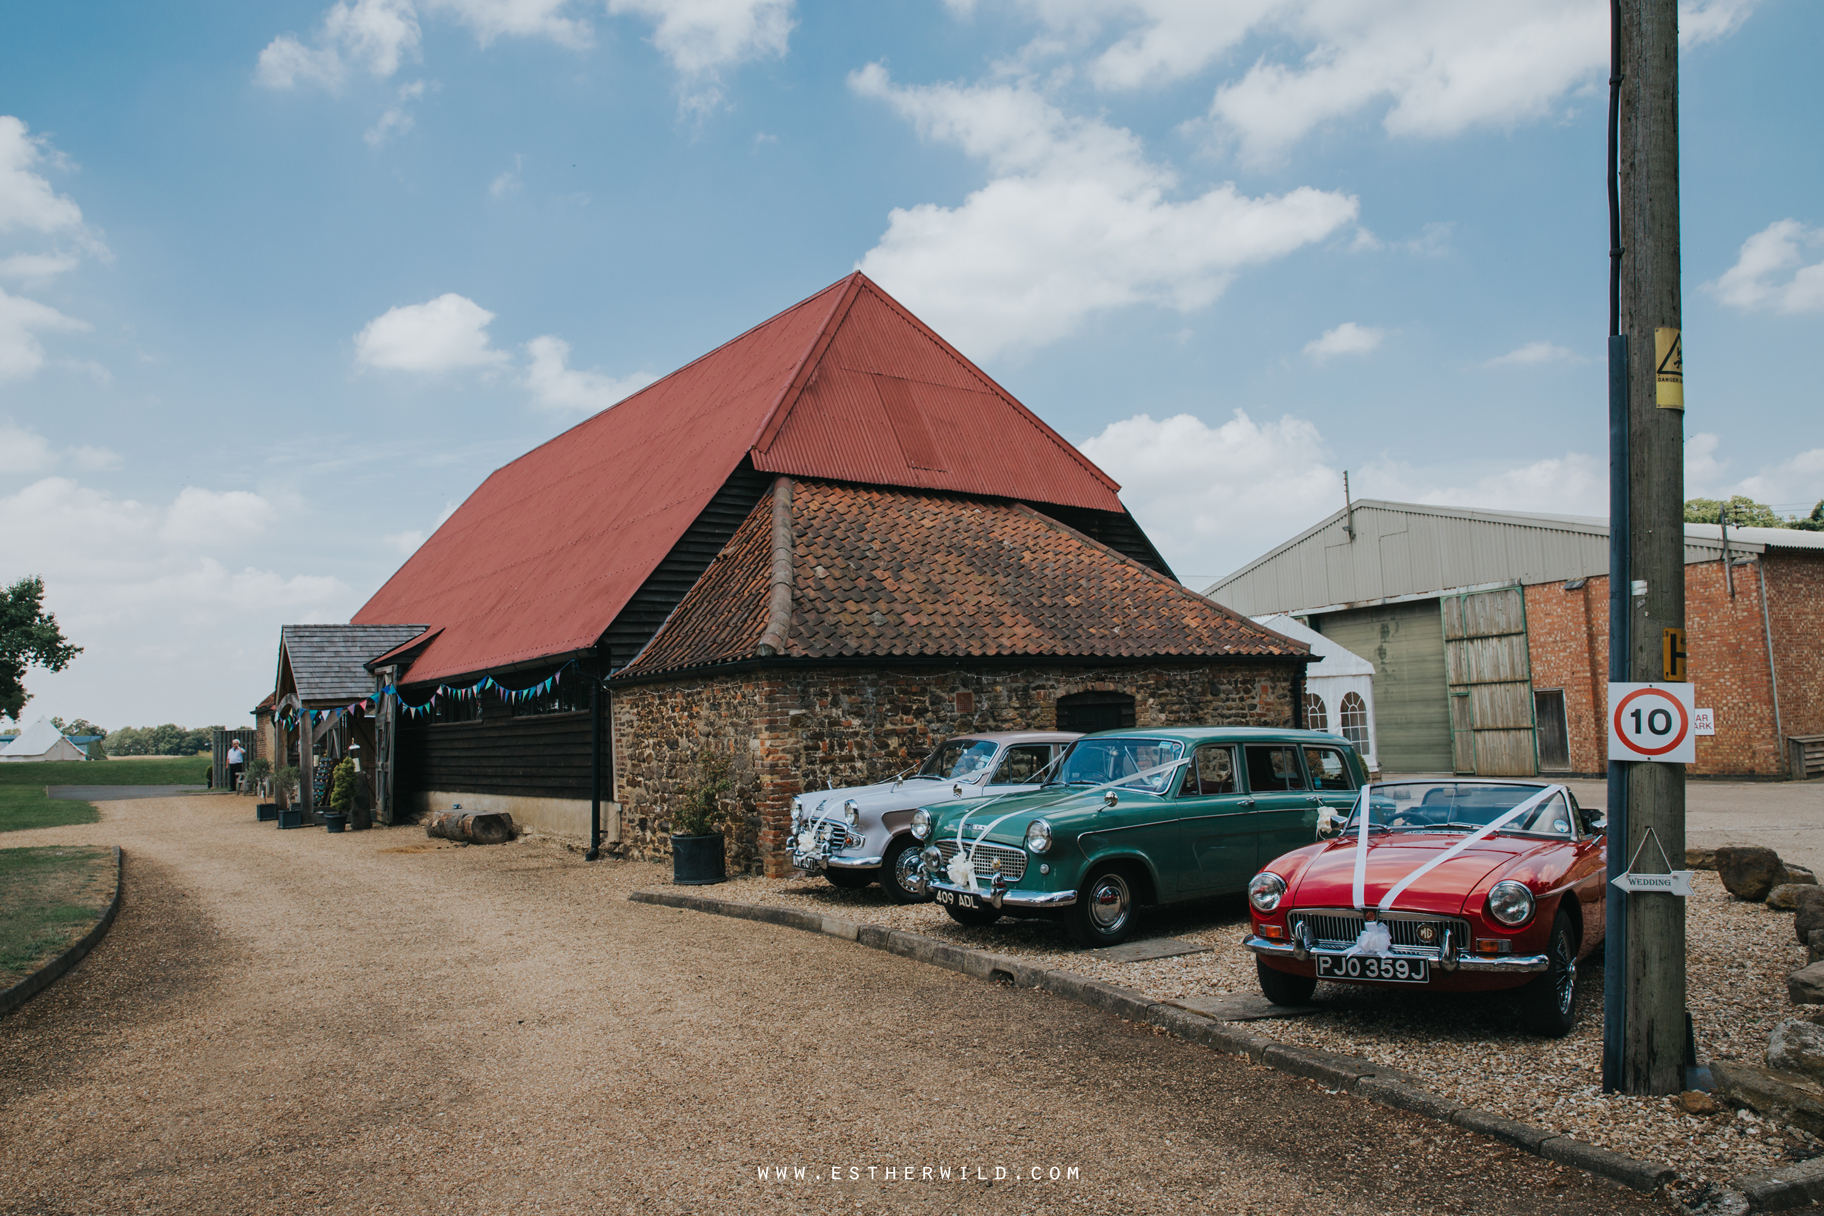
1618;0;1686;1096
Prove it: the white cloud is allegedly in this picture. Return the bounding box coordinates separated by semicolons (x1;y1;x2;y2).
428;0;593;48
365;80;427;146
1303;321;1382;363
69;445;120;471
1687;429;1824;510
1364;451;1610;518
1484;340;1584;368
258;0;422;89
256;35;347;89
608;0;794;110
161;487;280;545
1082;410;1342;577
851;65;1357;356
0;252;80;281
957;2;1756;162
523;335;655;413
0;116;85;236
354;293;508;372
0;286;89;380
1685;431;1725;492
1710;219;1824;314
0;419;56;474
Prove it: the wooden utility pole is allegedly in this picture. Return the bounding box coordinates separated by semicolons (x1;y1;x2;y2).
1617;0;1687;1096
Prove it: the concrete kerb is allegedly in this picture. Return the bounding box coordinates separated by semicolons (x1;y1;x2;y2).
0;845;123;1020
627;888;1676;1195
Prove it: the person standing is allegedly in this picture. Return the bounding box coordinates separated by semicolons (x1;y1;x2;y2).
227;739;246;793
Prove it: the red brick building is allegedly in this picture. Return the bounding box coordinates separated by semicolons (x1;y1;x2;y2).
1208;500;1823;779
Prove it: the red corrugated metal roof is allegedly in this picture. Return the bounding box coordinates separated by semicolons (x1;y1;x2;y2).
351;273;1127;685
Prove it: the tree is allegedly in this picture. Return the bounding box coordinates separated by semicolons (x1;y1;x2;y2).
0;577;80;721
1793;500;1824;533
1683;496;1786;528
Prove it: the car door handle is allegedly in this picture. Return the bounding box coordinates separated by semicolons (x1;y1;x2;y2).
1306;795;1322;804
1239;798;1256;808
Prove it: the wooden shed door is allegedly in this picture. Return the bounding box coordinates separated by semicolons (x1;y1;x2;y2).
1441;587;1538;777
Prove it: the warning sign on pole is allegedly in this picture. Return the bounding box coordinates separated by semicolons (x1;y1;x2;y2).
1608;681;1697;763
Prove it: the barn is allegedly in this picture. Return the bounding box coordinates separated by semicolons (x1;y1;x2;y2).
349;273;1313;871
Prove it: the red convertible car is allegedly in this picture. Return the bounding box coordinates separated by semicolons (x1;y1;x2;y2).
1243;780;1606;1036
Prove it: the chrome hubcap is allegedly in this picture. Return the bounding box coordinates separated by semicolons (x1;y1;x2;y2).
1088;873;1131;932
894;847;926;895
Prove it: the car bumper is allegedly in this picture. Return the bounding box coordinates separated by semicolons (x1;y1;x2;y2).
790;850;885;874
1242;934;1550;973
928;878;1077;910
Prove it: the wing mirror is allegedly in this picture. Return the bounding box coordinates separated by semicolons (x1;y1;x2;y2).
1102;790;1118;809
953;783;964;798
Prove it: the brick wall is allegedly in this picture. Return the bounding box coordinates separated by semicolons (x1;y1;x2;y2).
1522;551;1819;777
611;660;1299;876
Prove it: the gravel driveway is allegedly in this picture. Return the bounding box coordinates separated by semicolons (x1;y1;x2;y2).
0;797;1667;1215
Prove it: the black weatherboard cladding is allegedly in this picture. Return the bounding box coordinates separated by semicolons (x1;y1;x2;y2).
396;709;601;800
1027;504;1176;581
603;458;774;669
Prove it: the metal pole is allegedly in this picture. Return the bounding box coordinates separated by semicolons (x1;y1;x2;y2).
587;672;602;861
1619;0;1687;1095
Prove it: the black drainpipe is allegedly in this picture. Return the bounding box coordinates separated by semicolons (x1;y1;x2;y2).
587;662;603;861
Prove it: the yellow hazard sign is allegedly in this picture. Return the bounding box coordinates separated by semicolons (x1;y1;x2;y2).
1663;627;1687;682
1656;327;1683;409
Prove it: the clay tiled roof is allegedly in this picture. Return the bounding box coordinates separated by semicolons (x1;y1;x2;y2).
616;479;1307;679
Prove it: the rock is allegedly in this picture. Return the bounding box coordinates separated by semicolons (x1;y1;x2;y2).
1770;1019;1824;1085
1679;1090;1722;1115
1792;963;1824;1005
1811;930;1824;966
1770;884;1824;911
1714;1061;1824;1137
1788;864;1820;886
1688;846;1718;870
1717;845;1787;902
1798;902;1824;946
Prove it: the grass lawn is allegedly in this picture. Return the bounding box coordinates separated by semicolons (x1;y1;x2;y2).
0;757;210;833
0;845;116;981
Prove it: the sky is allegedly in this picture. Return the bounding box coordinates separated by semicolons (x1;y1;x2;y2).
1;0;1820;732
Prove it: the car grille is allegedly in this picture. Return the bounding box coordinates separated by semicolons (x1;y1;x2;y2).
934;838;1027;882
795;822;848;851
1287;910;1470;960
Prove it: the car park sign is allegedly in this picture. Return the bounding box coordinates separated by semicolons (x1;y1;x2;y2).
1607;681;1696;764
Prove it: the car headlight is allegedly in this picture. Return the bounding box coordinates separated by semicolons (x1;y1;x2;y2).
1024;818;1053;854
1248;872;1287;913
842;800;859;827
910;808;932;840
1487;881;1535;926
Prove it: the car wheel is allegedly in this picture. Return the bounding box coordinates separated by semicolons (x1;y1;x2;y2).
1256;957;1318;1006
943;902;1002;928
1521;910;1579;1038
1067;865;1138;948
825;866;875;890
881;836;932;904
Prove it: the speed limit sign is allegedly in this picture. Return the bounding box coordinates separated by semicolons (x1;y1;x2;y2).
1608;682;1697;763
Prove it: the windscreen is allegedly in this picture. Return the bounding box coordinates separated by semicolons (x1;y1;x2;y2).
913;739;998;779
1048;738;1185;793
1347;782;1572;837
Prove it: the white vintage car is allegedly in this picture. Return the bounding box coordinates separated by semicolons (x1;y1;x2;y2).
789;732;1079;903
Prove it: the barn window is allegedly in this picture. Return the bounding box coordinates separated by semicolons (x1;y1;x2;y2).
1056;691;1135;733
1303;692;1327;733
1339;692;1370;753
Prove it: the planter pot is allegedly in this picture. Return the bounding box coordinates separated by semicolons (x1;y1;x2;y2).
255;803;279;822
672;833;726;886
322;812;348;834
277;808;303;830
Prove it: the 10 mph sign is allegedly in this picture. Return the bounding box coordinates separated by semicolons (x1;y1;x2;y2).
1608;681;1697;764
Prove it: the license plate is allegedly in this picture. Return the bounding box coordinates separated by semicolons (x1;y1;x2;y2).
936;889;978;909
1317;955;1430;983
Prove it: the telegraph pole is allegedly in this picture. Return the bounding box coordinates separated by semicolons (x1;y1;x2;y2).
1608;0;1687;1096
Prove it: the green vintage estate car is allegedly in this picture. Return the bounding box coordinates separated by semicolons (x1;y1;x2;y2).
909;727;1368;947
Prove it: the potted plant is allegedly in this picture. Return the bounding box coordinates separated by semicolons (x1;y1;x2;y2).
323;758;356;833
273;765;303;829
671;751;733;886
248;758;278;820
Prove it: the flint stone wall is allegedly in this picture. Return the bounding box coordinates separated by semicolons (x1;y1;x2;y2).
611;661;1300;877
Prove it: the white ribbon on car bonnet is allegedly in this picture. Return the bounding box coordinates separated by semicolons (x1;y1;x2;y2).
947;756;1190;890
1350;784;1558;913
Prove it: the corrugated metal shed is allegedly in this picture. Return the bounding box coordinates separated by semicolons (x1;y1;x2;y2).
1205;500;1808;616
353;272;1129;686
